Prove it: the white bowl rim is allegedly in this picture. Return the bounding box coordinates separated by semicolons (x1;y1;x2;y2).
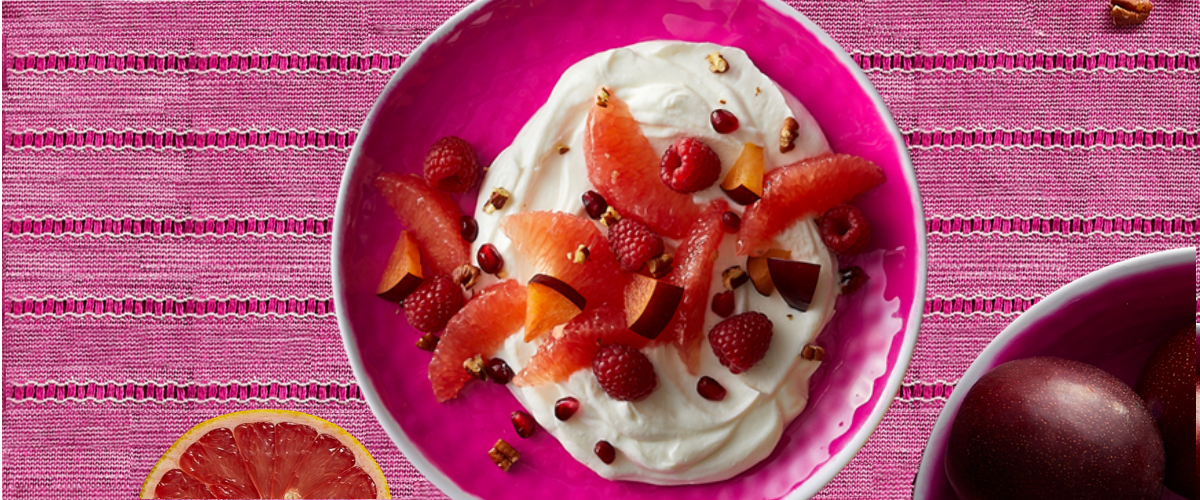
331;0;927;498
912;246;1198;499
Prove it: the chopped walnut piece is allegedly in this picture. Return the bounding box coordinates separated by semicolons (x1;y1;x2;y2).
483;187;512;214
755;87;761;96
596;87;611;108
706;52;729;73
600;206;622;227
722;266;749;290
452;265;481;289
415;333;440;352
800;344;825;362
572;244;590;264
488;439;520;471
557;145;570;155
463;354;487;380
780;117;800;153
647;253;674;279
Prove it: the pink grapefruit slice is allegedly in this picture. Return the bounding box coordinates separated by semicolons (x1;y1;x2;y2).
141;409;388;499
664;199;729;373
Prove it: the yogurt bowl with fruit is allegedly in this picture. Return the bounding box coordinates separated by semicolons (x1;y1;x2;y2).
333;0;925;498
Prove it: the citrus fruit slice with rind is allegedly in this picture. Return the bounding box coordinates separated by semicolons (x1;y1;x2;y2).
142;409;388;499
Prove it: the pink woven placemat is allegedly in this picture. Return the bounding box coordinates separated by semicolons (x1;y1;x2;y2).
3;1;1197;498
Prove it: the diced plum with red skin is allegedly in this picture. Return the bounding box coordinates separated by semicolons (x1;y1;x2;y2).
374;172;471;276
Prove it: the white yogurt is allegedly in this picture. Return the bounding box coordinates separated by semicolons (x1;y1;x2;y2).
470;41;838;484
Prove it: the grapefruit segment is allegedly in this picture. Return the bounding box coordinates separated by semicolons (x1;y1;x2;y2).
664;200;729;372
515;307;648;387
142;410;388;499
737;154;885;256
374;172;471;276
500;211;627;309
429;279;527;402
584;87;701;239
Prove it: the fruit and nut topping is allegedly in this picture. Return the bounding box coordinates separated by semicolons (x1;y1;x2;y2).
415;333;440;352
705;52;729;73
697;376;727;401
710;109;739;134
484;187;512;214
1110;0;1152;25
486;357;515;384
464;354;488;380
722;266;749;290
708;312;773;374
452;264;482;289
423;136;481;193
488;439;520;471
800;344;825;362
404;275;465;333
477;243;504;274
582;190;608;220
711;290;735;318
609;218;665;273
646;253;673;279
660;137;722;193
839;266;869;295
779;117;800;153
555;397;580;421
594;440;617;464
511;410;538;438
593;344;658;401
571;244;590;264
818;204;871;256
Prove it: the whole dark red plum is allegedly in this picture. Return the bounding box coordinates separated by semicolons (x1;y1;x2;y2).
1136;325;1198;499
946;356;1165;500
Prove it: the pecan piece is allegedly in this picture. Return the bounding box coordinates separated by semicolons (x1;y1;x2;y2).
780;117;800;153
647;253;674;279
706;52;729;73
463;354;487;380
722;266;749;290
415;333;440;352
483;187;512;214
571;244;590;264
800;344;825;362
452;264;481;289
488;439;520;471
1111;0;1151;25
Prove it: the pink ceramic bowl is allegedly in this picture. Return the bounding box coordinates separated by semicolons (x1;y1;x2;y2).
913;247;1198;500
333;0;926;498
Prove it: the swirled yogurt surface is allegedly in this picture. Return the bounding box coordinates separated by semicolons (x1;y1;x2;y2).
469;41;838;484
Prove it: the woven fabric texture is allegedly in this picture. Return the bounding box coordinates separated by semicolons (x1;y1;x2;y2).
3;1;1197;498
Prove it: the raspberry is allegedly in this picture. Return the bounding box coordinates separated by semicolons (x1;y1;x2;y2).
423;136;481;193
818;204;871;256
607;218;664;272
708;312;773;374
403;275;465;332
592;344;657;401
660;137;721;193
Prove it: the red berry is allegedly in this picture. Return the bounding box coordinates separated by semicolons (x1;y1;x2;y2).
697;376;726;401
840;266;869;294
423;136;481;192
511;410;537;438
582;191;608;220
555;397;580;421
818;204;871;255
607;218;664;272
403;275;465;332
710;109;739;134
477;243;504;274
711;290;735;318
460;216;479;243
485;358;514;384
594;440;616;464
592;344;657;402
660;137;721;193
721;211;741;233
708;312;773;374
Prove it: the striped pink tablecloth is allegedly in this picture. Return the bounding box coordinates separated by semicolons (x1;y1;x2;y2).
3;1;1197;498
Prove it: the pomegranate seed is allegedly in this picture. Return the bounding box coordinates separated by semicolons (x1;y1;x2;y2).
555;397;580;421
485;358;514;384
711;291;735;318
710;109;740;134
839;266;869;295
594;440;616;464
582;191;608;220
697;376;727;401
511;410;537;438
721;211;741;233
460;216;479;243
477;244;504;274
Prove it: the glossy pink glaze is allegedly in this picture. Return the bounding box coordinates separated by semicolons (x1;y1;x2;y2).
333;0;923;498
915;248;1197;500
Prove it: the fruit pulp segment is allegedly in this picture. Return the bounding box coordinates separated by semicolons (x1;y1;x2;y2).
500;211;627;308
373;172;471;276
737;154;884;256
159;422;376;499
584;89;700;239
663;199;729;373
376;231;424;302
429;280;527;402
